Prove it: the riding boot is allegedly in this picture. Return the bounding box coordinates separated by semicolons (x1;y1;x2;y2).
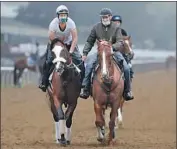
123;65;134;101
114;51;134;101
79;62;85;84
39;61;52;92
39;43;52;92
79;64;93;99
79;82;91;99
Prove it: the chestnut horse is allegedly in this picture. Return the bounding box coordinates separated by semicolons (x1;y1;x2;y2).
104;36;134;129
47;38;82;146
92;40;124;145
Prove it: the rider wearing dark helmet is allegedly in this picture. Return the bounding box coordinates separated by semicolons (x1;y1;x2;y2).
111;15;128;36
79;8;134;101
111;15;134;79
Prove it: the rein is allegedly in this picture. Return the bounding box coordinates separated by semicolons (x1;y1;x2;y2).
66;61;83;69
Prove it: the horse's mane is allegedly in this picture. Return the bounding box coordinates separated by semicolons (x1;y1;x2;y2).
50;38;65;50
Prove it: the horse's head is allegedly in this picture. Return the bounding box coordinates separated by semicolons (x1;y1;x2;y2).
121;36;133;54
51;38;71;75
97;40;113;80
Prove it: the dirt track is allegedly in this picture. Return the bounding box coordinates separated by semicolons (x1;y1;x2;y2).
1;70;176;149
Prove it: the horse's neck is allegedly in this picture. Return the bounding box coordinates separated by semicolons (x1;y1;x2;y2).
110;61;121;83
108;60;114;77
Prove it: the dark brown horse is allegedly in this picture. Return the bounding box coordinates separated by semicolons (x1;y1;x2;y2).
104;36;134;129
47;39;82;146
13;51;45;87
92;40;124;145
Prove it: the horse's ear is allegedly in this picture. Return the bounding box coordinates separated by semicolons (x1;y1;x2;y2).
108;37;112;44
128;35;131;40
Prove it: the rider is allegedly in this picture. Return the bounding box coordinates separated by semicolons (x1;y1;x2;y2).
39;5;83;92
111;15;134;78
79;8;134;101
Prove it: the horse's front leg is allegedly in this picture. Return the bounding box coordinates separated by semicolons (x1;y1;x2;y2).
16;68;24;87
108;103;119;146
57;104;67;146
53;94;66;146
94;101;106;144
65;103;77;145
117;98;124;129
49;96;60;144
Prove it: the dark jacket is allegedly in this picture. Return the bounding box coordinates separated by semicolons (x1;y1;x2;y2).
83;22;123;56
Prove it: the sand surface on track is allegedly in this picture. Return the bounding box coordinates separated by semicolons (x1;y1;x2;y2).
1;70;176;149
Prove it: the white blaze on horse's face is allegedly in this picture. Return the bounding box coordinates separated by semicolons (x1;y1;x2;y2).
124;40;133;53
102;50;108;76
52;45;66;69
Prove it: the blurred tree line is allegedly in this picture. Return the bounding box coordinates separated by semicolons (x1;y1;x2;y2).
15;2;176;50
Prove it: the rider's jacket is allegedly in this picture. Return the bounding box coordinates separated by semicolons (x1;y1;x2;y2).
83;22;123;56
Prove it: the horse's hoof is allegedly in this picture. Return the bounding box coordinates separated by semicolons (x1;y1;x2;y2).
108;139;116;146
97;137;106;144
66;140;71;145
58;134;67;146
58;139;67;146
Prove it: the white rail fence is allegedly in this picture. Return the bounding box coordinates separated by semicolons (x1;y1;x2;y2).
1;59;166;87
1;67;39;87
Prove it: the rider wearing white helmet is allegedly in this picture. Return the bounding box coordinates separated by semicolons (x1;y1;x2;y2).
39;5;84;92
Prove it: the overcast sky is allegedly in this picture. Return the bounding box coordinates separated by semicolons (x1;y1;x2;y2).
1;2;175;19
1;2;29;18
